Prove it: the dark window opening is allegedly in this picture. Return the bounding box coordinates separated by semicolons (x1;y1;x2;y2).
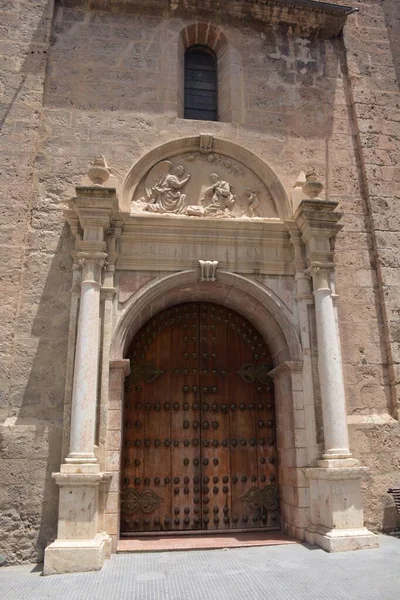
184;45;218;121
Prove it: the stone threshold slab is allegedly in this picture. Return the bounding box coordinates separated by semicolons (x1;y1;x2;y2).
118;532;297;553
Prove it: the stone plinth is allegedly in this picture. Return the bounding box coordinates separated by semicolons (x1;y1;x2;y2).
44;533;111;575
305;464;378;552
43;470;112;575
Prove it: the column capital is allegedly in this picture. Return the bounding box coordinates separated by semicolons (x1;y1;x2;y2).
294;199;343;271
305;262;335;290
76;251;108;284
65;187;118;231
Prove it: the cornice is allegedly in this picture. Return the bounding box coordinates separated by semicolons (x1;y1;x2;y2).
78;0;357;38
122;214;289;237
115;257;295;275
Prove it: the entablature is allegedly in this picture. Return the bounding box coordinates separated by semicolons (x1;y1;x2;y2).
74;0;357;38
117;215;295;275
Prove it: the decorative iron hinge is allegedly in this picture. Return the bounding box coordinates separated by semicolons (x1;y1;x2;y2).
126;361;164;390
237;363;273;386
239;486;279;512
121;488;163;514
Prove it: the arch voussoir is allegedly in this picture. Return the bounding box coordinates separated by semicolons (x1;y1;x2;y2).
111;270;301;366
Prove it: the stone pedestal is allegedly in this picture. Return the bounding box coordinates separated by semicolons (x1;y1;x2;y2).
305;464;379;552
44;470;112;575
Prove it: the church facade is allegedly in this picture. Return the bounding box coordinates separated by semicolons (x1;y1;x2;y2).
1;0;400;573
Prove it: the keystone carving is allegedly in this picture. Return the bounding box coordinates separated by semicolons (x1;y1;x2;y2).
199;133;213;153
199;260;218;282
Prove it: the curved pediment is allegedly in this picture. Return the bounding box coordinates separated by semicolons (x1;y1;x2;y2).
121;136;292;221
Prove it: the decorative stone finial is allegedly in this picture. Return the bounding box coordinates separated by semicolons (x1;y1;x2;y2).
302;169;324;199
87;156;110;186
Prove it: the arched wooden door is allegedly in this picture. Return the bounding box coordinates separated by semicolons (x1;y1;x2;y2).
120;302;279;535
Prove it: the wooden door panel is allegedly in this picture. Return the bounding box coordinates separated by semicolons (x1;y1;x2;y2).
199;305;231;530
169;307;198;531
121;302;279;535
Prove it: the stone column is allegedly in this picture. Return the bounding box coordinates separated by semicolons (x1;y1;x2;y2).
66;254;106;465
44;159;123;575
294;177;378;552
310;265;351;459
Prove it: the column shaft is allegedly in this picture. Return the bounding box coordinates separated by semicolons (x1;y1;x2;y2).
313;284;351;458
67;262;102;463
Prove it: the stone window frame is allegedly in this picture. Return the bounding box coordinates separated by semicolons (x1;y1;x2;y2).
178;23;240;123
184;44;218;121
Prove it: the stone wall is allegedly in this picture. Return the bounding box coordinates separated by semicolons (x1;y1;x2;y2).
0;0;69;563
1;0;399;563
332;0;400;533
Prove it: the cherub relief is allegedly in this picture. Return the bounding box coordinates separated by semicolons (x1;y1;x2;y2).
243;188;261;218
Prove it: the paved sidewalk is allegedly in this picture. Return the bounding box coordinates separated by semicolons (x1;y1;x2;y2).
1;534;399;600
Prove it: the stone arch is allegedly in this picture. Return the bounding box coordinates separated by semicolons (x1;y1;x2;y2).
180;22;229;53
120;135;292;219
111;270;301;363
106;271;308;548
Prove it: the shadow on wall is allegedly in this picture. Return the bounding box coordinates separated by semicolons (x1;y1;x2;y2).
0;0;53;129
1;223;74;564
384;0;400;91
0;0;75;565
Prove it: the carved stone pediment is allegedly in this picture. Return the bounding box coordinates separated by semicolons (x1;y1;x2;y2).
130;152;279;221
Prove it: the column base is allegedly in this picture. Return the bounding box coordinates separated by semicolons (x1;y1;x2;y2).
305;464;379;553
44;532;111;575
305;525;379;552
43;467;112;575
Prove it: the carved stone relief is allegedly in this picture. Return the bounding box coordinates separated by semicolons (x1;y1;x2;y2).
199;260;218;282
131;152;279;220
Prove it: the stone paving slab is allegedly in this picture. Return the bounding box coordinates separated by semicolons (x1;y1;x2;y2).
1;534;399;600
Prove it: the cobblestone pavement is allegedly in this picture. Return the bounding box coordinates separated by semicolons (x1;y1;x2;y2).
1;535;399;600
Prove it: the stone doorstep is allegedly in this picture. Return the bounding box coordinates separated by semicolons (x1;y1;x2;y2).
117;531;297;553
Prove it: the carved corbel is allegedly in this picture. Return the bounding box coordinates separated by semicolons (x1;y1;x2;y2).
199;260;218;282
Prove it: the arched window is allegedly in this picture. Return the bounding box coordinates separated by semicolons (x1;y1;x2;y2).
184;45;218;121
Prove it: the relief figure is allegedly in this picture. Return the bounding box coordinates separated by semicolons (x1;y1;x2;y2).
201;173;236;218
145;162;191;214
243;188;261;218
